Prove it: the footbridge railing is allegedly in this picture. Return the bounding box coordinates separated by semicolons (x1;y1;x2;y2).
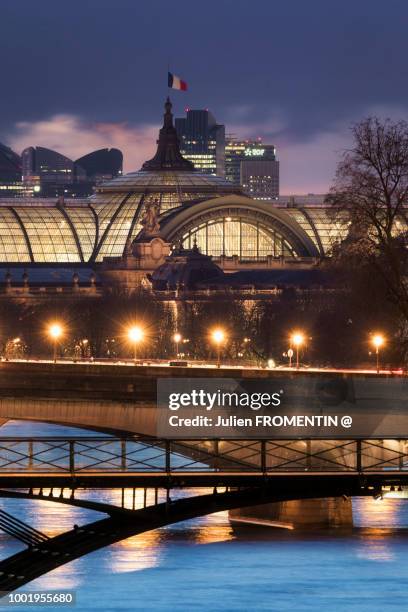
0;437;407;474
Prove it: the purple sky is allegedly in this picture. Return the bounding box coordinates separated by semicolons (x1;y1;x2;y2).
2;0;408;194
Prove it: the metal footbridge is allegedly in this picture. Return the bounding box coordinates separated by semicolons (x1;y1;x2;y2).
0;434;406;593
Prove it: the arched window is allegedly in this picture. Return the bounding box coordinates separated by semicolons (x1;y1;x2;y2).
181;217;298;260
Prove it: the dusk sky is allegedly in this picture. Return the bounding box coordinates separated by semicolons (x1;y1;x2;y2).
1;0;408;193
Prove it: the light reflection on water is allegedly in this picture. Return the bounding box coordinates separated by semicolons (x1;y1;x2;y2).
1;422;408;610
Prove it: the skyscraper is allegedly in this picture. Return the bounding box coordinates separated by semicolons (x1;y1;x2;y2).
21;147;123;197
225;137;247;185
225;137;279;199
175;109;225;176
74;148;123;182
21;146;81;197
0;143;30;197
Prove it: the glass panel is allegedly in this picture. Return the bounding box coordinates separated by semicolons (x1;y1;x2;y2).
95;194;142;261
0;209;31;262
16;207;80;263
181;216;299;260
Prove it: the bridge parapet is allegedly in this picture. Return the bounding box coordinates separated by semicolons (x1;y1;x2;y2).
0;437;406;478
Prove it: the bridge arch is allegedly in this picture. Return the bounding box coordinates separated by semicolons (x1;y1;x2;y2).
0;477;371;593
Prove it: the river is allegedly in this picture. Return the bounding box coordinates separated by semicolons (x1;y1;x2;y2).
0;421;407;611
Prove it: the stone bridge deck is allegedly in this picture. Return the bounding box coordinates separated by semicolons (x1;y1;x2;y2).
0;360;402;435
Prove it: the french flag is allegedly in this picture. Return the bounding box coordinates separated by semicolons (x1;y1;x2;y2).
168;72;188;91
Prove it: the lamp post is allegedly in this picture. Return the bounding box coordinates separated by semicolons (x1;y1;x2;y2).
211;328;225;368
290;332;305;370
128;326;144;363
48;323;63;363
372;333;385;374
173;332;182;358
287;348;294;368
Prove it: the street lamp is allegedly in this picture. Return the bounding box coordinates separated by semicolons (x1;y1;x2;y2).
287;348;294;368
48;323;63;363
290;331;305;369
128;325;144;363
211;328;226;368
173;332;182;358
372;333;385;374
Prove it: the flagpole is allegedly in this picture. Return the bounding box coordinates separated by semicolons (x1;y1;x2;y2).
167;62;170;97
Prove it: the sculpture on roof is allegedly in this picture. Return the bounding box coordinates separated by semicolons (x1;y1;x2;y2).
140;198;161;237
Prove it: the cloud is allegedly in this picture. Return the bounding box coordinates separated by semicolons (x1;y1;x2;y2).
7;104;408;195
7;115;158;172
227;104;408;193
226;105;289;138
4;113;353;193
278;130;352;194
276;105;408;193
228;115;351;194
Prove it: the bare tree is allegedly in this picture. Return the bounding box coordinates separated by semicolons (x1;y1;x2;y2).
327;117;408;321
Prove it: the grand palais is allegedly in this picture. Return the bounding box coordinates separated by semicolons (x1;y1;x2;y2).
0;99;354;297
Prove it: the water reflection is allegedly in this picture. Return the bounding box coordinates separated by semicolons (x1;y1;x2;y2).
1;422;408;611
354;497;402;529
193;517;234;545
33;562;82;591
355;529;396;562
107;531;163;574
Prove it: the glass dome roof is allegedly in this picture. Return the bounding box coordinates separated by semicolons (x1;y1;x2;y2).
93;98;240;201
0;100;345;266
97;170;237;192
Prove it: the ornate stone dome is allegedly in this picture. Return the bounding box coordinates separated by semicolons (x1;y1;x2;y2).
84;98;242;261
92;98;240;206
0;99;325;266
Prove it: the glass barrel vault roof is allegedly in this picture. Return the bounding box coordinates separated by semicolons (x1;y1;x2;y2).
0;192;388;264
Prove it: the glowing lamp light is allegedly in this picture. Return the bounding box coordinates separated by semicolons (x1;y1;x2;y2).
128;326;144;343
48;322;63;363
291;332;305;347
128;325;144;363
211;328;226;368
371;333;386;374
212;329;225;345
290;330;305;369
372;334;385;349
49;323;63;340
173;333;182;344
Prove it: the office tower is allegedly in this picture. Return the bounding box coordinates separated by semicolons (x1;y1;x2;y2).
21;146;80;197
21;147;124;197
75;148;123;182
0;143;29;197
226;137;279;199
225;137;247;185
175;109;225;176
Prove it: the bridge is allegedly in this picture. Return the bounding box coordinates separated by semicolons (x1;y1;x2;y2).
0;434;406;592
0;361;405;593
0;359;402;434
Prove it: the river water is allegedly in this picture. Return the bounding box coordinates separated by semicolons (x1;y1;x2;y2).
0;421;408;611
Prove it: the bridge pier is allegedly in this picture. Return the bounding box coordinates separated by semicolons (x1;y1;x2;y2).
229;497;353;530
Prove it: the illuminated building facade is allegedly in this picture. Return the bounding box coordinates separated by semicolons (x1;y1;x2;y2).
75;148;123;185
175;109;225;176
226;137;279;199
0;100;360;294
0;143;31;198
21;147;82;197
21;146;123;198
